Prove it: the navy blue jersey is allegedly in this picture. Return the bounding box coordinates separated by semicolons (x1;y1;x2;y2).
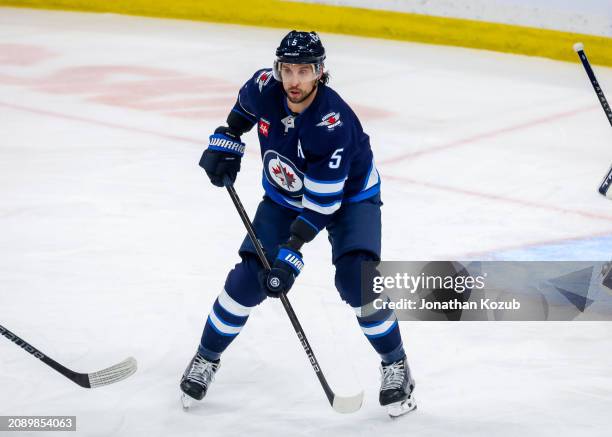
230;69;381;233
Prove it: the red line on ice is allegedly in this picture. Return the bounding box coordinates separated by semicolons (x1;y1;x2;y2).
0;100;204;145
384;173;612;223
379;105;598;166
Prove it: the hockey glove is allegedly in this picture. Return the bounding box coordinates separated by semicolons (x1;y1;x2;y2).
200;127;245;187
262;245;304;297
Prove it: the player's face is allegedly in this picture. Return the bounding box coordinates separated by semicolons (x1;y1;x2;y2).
280;63;319;104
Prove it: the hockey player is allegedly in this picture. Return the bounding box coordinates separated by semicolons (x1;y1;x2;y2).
181;30;416;417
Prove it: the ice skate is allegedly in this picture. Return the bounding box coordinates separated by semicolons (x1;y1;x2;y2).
379;356;417;418
180;352;220;410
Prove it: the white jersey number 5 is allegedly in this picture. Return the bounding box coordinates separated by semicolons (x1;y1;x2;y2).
329;148;344;169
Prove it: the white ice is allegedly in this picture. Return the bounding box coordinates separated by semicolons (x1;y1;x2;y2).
1;7;611;437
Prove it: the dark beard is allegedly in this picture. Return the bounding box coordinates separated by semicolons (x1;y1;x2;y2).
286;82;318;104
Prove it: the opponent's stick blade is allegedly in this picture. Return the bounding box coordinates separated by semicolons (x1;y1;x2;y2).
87;357;138;388
332;390;364;414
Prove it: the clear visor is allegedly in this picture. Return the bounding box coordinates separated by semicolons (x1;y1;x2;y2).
273;61;322;83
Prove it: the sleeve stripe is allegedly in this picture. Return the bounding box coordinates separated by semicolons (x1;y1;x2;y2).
296;216;320;232
237;93;257;119
304;175;346;195
305;174;347;184
346;184;380;203
363;160;380;191
304;187;343;197
303;195;342;215
231;107;256;123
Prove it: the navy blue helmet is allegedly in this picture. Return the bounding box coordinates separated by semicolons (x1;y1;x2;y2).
275;30;326;64
273;31;326;82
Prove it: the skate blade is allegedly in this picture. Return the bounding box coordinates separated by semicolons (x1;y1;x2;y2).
387;395;417;418
181;392;195;410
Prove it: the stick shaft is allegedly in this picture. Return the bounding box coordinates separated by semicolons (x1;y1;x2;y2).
575;48;612;127
574;46;612;197
224;183;336;405
0;323;90;387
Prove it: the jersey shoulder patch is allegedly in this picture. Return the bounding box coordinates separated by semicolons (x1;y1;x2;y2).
313;86;355;133
253;68;274;93
316;111;343;131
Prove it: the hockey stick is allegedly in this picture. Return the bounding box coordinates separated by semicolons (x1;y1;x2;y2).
573;42;612;198
0;324;137;388
223;180;363;414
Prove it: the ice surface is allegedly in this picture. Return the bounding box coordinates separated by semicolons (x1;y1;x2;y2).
1;7;611;437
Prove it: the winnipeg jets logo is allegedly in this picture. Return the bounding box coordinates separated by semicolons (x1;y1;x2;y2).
281;115;295;133
272;162;297;189
263;151;304;195
316;112;342;130
256;70;273;92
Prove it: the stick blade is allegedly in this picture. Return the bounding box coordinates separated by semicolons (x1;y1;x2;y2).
598;165;612;198
331;390;364;414
87;357;138;388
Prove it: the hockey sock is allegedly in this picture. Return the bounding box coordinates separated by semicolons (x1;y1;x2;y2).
356;306;405;364
198;289;253;361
